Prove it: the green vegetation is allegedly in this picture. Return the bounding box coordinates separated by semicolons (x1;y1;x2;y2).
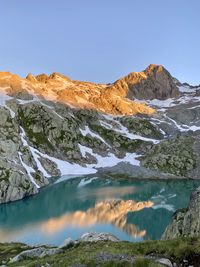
1;237;200;266
90;124;144;152
0;168;10;181
17;107;54;150
96;259;162;267
119;117;163;139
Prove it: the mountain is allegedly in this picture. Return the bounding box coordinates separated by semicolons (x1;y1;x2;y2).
117;64;180;100
1;69;155;116
0;64;179;116
0;64;200;204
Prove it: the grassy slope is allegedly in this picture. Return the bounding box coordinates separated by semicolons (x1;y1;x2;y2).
1;238;200;267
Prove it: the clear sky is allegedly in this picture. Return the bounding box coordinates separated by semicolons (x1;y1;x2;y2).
1;0;200;84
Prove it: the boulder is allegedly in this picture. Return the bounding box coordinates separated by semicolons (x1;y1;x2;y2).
9;247;62;263
155;258;173;267
59;237;74;249
78;232;119;242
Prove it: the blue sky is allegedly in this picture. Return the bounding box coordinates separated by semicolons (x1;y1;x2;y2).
1;0;200;84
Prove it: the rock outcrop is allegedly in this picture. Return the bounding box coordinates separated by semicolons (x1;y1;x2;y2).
78;232;119;242
0;99;159;204
0;104;49;204
162;186;200;240
114;64;180;100
10;247;63;263
141;134;197;177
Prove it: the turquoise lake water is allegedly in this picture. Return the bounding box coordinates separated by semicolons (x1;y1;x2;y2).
0;176;199;245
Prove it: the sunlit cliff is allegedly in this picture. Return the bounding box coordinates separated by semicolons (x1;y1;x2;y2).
0;65;179;115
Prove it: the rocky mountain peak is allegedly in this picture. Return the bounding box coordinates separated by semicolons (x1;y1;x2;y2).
0;64;187;115
30;72;72;83
34;73;49;82
144;64;166;74
0;68;157;116
144;64;174;83
121;64;180;100
26;73;37;83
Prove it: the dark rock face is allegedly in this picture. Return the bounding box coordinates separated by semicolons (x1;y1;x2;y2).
125;64;180;100
162;186;200;239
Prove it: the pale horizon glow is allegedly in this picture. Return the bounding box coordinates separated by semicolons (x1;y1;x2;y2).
1;0;200;85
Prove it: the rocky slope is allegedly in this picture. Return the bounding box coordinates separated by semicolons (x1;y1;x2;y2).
1;69;155;116
0;64;200;204
1;64;180;115
122;64;180;100
162;186;200;240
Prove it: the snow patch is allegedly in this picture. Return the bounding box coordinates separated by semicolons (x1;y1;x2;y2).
20;127;95;177
5;105;15;118
78;177;98;187
115;122;159;144
164;115;188;132
187;125;200;131
101;116;159;143
152;203;175;212
17;97;39;105
19;126;141;183
18;152;40;188
80;126;110;147
178;85;198;93
78;144;140;168
0;88;12;105
100;120;113;129
35;149;96;176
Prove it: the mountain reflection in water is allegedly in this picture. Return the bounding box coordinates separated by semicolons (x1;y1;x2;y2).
41;199;154;237
0;177;199;245
0;199;153;241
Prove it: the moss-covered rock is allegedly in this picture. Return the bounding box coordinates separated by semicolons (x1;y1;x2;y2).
141;135;196;177
119;117;163;139
90;124;145;153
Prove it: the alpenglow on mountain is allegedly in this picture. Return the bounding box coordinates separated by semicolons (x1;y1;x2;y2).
0;64;200;204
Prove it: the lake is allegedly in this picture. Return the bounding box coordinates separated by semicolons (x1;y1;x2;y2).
0;176;199;245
